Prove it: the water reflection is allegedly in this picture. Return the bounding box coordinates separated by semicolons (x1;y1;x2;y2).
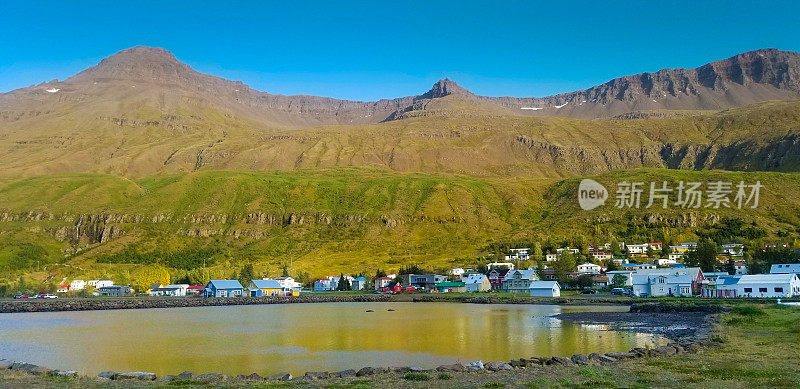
0;302;664;376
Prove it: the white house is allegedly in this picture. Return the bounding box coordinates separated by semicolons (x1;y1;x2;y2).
450;268;466;277
88;280;114;288
590;251;612;261
654;258;677;267
463;274;491;292
488;262;515;270
648;242;663;251
271;277;302;291
771;263;800;275
668;253;685;261
546;248;580;262
69;280;86;291
577;263;603;274
504;248;530;262
626;244;650;254
632;273;693;297
717;274;800;298
545;253;558;262
529;281;561;297
149;284;189;297
721;243;744;257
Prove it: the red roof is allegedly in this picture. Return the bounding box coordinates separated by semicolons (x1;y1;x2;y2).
60;285;69;288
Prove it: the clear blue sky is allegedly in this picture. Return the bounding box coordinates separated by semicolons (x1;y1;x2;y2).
2;0;799;101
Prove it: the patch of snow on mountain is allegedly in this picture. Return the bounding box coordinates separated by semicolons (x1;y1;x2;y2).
46;88;60;93
520;107;543;110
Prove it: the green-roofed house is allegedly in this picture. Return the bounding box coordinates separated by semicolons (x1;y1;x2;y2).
434;281;466;293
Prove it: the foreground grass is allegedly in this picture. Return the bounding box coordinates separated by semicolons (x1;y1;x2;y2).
1;304;797;388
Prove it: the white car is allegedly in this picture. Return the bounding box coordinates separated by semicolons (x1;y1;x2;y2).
35;293;58;299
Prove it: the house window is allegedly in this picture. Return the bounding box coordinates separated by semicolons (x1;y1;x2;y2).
759;288;767;293
775;287;783;293
744;288;752;293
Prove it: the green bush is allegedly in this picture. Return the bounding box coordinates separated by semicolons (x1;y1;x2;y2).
402;372;430;381
733;305;766;316
437;372;452;380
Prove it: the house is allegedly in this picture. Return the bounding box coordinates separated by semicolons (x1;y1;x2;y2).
632;273;693;297
721;243;744;257
626;244;650;255
203;280;244;297
733;262;748;275
186;286;205;296
529;281;561;297
352;277;368;291
248;280;283;297
771;263;800;275
502;270;539;293
486;268;511;290
590;251;612;261
450;268;466;277
97;285;131;297
670;245;689;254
314;278;335;292
648;242;663;252
636;267;706;293
57;285;70;293
592;275;609;288
577;263;603;274
272;277;302;290
703;272;731;287
487;262;515;270
654;258;677;267
504;248;530;262
149;284;189;297
88;280;114;288
716;274;800;298
668;253;685;261
409;274;448;289
69;280;86;291
147;283;163;294
462;274;491;292
374;277;393;290
434;282;466;293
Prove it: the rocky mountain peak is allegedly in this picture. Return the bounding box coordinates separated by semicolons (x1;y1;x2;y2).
67;46;202;85
419;78;473;99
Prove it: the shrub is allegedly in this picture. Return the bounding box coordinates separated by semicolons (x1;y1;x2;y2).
402;372;430;381
733;305;765;316
437;373;452;380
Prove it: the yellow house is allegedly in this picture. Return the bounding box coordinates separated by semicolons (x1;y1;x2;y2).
247;280;282;297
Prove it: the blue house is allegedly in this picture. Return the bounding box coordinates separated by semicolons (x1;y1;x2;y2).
352;277;368;291
203;280;244;297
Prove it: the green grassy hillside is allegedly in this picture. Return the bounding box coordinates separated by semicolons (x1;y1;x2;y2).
0;168;798;288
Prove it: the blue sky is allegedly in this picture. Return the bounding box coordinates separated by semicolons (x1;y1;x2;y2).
2;0;799;101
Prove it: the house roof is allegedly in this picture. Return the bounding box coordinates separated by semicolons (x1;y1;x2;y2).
529;281;559;289
463;274;487;284
353;277;368;281
250;279;282;289
487;268;510;277
504;269;536;280
207;279;244;289
737;274;797;284
187;286;204;290
771;263;800;274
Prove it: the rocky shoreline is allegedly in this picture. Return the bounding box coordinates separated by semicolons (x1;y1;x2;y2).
0;302;726;386
0;294;391;313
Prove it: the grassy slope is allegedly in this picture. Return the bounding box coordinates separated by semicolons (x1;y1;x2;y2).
0;168;799;283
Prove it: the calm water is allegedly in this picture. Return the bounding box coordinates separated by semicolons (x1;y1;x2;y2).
0;302;664;376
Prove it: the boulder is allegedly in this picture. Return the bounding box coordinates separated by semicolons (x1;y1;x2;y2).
588;353;616;365
546;356;574;366
670;344;685;354
196;372;228;381
97;371;117;380
485;361;513;371
10;362;50;375
436;363;465;372
334;369;356;378
163;375;177;382
409;367;427;372
466;361;484;371
237;373;263;380
176;371;194;380
117;372;157;380
356;367;376;376
49;370;78;378
389;366;411;373
652;345;678;356
265;372;292;381
304;371;330;380
523;357;546;366
629;348;649;357
571;354;590;365
606;352;637;360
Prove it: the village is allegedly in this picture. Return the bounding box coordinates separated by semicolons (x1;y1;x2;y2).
24;241;800;300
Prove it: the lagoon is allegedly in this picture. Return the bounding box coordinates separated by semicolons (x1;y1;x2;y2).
0;302;665;376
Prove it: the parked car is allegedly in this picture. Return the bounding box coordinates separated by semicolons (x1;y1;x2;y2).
35;293;58;299
13;294;28;299
581;289;597;294
611;288;626;295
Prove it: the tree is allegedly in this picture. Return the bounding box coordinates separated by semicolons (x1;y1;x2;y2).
336;273;351;291
131;266;171;294
553;250;576;281
239;264;256;287
374;269;387;278
646;246;655;258
574;274;595;290
281;263;290;277
611;274;627;289
532;243;543;263
606;260;620;272
684;239;719;272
